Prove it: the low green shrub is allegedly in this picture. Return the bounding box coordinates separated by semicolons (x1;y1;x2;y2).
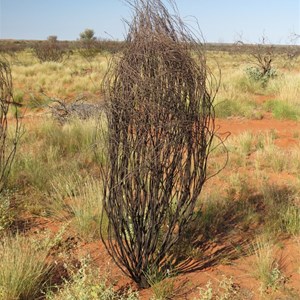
195;275;240;300
245;67;277;87
46;258;138;300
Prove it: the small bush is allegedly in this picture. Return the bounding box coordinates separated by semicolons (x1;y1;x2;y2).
245;66;277;87
238;37;277;88
33;40;70;63
77;28;101;59
195;275;240;300
246;66;277;81
46;258;139;300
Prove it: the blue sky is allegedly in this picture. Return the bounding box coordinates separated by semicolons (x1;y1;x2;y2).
0;0;299;44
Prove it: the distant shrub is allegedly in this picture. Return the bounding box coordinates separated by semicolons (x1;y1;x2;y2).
79;29;96;41
238;36;278;87
78;28;100;59
47;35;58;43
78;42;100;59
245;66;277;87
33;39;71;63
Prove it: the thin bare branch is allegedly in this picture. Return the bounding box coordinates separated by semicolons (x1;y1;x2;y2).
0;59;22;192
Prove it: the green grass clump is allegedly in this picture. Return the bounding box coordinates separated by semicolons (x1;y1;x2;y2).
260;183;300;236
6;116;107;218
236;75;266;94
13;89;24;104
214;98;258;119
280;205;300;236
36;117;102;158
0;192;15;232
0;234;52;300
28;93;52;109
264;99;300;120
50;174;106;240
251;238;285;293
9;117;106;195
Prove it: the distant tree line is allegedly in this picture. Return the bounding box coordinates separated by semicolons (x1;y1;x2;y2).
1;40;299;55
0;38;125;57
0;28;299;59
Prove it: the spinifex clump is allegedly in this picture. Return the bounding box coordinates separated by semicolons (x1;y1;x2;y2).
101;0;220;288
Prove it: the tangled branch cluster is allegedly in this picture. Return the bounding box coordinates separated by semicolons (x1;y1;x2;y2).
101;0;221;288
49;96;103;124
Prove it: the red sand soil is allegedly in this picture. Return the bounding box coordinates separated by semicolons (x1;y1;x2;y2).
26;214;299;299
215;94;300;147
17;106;300;299
90;116;300;299
216;117;300;145
48;229;299;299
19;110;300;146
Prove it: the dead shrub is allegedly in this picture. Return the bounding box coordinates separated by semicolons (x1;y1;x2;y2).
33;39;71;63
101;0;224;288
